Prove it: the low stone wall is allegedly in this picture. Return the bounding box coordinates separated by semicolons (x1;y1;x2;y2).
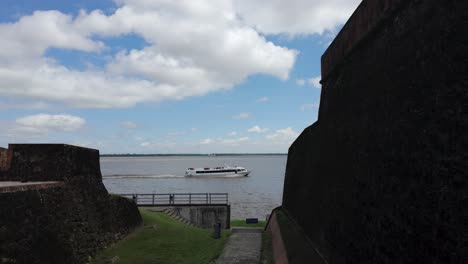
0;144;142;264
266;210;288;264
266;208;326;264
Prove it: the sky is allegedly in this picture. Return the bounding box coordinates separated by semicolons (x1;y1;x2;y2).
0;0;361;154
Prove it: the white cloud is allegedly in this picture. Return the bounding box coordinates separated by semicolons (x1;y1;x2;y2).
0;1;299;108
247;125;269;133
71;141;92;148
140;141;151;147
256;97;269;103
119;121;138;129
233;0;361;36
222;137;249;146
266;127;299;143
200;136;250;148
297;76;322;89
186;131;298;152
139;141;177;150
200;138;213;144
233;112;251;119
239;137;249;142
0;63;164;108
167;131;184;136
14;113;86;134
227;131;237;136
308;76;322;89
0;101;49;110
301;103;319;111
296;79;305;86
0;10;103;62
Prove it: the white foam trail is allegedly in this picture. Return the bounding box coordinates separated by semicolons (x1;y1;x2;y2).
103;174;249;179
103;174;184;179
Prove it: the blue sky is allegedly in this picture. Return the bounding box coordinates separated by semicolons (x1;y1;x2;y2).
0;0;360;153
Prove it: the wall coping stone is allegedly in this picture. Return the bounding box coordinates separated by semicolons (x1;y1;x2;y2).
321;0;406;81
0;181;64;193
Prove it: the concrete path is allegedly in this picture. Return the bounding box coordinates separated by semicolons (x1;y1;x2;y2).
216;227;263;264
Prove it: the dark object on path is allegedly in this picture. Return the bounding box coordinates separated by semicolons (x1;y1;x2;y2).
245;218;258;224
213;223;221;239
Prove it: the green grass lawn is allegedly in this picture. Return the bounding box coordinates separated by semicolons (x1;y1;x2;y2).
91;209;230;264
230;219;267;228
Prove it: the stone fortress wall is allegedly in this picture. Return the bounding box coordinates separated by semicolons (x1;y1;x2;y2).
0;147;10;172
281;0;467;263
0;144;142;264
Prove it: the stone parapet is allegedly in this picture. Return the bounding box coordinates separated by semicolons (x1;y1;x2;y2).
6;144;102;183
0;181;65;193
0;147;10;173
321;0;406;81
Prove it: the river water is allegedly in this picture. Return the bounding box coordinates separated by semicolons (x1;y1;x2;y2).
100;155;287;220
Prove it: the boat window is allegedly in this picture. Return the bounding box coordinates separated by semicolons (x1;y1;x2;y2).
194;169;238;174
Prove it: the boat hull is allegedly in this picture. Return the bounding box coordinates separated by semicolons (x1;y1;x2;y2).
186;171;250;177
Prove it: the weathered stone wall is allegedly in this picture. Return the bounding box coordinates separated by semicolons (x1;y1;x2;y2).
149;205;231;229
282;0;467;263
0;144;142;264
0;147;9;172
5;144;103;184
0;186;72;264
173;205;230;229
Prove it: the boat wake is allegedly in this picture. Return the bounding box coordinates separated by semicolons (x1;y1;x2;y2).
103;174;247;179
103;174;185;179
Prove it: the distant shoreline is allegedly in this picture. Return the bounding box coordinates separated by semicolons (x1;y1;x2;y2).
100;153;287;157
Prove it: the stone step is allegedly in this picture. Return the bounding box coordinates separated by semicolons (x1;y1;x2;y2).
161;209;195;227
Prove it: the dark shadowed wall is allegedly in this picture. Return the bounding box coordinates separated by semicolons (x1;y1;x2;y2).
0;147;8;172
0;144;142;264
282;0;467;263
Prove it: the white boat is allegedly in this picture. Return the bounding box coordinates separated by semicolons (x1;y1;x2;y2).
185;165;250;177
